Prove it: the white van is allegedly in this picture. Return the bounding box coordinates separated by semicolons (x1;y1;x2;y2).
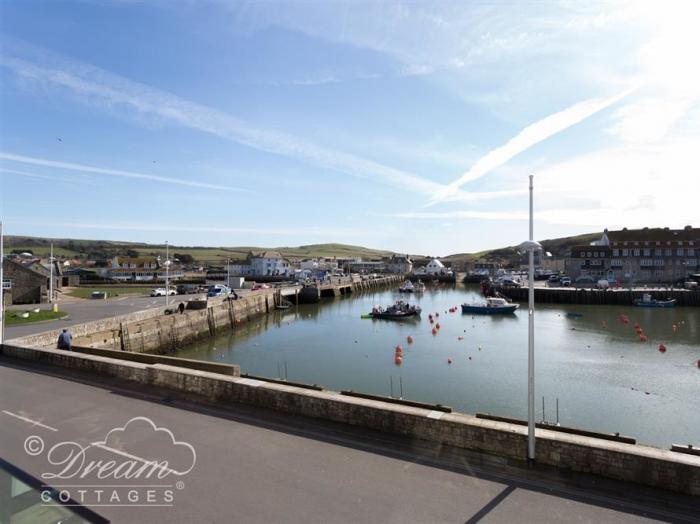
597;279;610;290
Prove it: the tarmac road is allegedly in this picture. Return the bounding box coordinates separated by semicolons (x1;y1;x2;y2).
0;359;697;524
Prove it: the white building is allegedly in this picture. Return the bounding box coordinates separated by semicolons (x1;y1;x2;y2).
300;258;339;272
386;255;413;274
416;258;449;276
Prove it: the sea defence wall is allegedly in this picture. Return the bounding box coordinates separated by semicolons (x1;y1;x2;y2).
499;287;700;306
1;343;698;497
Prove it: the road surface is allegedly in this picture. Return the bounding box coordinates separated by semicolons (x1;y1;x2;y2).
0;359;697;523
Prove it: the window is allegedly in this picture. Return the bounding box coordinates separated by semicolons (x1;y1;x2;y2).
613;249;619;257
593;252;598;258
587;251;592;258
622;249;629;256
643;248;650;256
623;242;628;246
689;248;695;256
2;279;11;289
655;248;663;256
665;249;672;256
677;248;684;256
633;249;640;256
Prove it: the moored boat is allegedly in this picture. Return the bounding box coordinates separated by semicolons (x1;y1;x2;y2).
633;294;676;308
414;280;426;293
398;280;415;293
461;297;519;315
369;301;422;319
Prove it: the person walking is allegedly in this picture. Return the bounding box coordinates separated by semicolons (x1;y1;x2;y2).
56;328;72;351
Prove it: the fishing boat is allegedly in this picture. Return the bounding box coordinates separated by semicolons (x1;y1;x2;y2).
461;297;519;315
398;280;415;293
369;301;421;319
633;294;676;308
414;280;426;293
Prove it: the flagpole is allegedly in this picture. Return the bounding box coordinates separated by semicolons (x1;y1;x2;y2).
0;221;4;345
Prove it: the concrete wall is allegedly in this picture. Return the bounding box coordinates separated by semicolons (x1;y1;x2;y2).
2;343;698;496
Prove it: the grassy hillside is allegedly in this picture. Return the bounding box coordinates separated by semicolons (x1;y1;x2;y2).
4;236;396;263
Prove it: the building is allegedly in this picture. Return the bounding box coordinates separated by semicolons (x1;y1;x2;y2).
385;255;413;274
415;258;450;276
2;259;50;304
224;252;293;277
106;256;183;282
566;226;700;283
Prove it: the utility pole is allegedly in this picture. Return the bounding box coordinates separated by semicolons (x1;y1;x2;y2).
0;221;4;345
165;240;170;306
49;242;54;305
226;258;230;288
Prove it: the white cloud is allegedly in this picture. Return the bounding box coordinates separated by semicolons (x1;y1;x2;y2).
0;152;247;192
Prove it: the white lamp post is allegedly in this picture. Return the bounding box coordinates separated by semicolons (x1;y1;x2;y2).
518;175;543;463
49;242;54;304
164;241;171;306
0;221;4;345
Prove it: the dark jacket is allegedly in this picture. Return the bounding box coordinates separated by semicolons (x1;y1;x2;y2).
57;331;72;350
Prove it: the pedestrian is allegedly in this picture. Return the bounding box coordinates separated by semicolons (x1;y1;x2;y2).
56;328;72;351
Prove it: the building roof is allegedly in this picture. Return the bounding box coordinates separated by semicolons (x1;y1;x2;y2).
606;226;699;242
115;256;159;266
253;251;283;259
428;259;445;267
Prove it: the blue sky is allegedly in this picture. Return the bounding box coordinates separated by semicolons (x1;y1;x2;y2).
1;1;698;255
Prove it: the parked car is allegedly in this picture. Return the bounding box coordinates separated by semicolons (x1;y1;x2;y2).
574;276;595;287
499;278;521;288
560;277;572;287
597;279;610;290
207;284;231;298
177;283;201;295
547;274;561;284
150;288;176;297
251;283;271;291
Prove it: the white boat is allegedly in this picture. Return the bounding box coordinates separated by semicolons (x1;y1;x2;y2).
398;280;415;293
414;280;426;293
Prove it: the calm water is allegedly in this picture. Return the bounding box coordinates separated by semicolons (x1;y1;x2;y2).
177;285;700;447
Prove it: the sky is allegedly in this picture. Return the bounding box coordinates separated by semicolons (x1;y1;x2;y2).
0;0;698;256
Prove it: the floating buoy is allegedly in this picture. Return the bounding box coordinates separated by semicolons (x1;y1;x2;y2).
447;358;453;364
407;335;414;344
394;356;403;365
639;335;647;342
658;343;666;353
436;323;441;330
478;346;482;351
696;359;700;369
457;336;464;341
431;327;438;335
435;312;439;317
468;356;472;360
395;345;403;354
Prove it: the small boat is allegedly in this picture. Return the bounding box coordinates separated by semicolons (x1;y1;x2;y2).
369;301;422;320
633;294;676;308
414;280;426;293
461;297;519;315
565;312;584;318
398;280;415;293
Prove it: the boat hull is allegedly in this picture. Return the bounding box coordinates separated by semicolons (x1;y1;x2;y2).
370;311;421;320
633;299;676;308
461;304;519;315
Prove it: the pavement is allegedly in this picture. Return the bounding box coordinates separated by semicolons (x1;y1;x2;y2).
4;294;203;340
0;359;697;524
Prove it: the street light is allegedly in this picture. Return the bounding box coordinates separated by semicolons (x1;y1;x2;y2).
0;221;4;346
164;241;171;306
49;242;54;305
518;175;542;464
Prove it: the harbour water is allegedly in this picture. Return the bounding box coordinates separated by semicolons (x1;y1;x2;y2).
176;284;700;447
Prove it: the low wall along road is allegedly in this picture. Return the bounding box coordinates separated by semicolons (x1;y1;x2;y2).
4;274;699;497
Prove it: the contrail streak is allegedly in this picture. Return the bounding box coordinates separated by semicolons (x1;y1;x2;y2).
429;87;636;205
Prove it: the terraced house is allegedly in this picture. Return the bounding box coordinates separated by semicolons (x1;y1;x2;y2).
567;226;700;284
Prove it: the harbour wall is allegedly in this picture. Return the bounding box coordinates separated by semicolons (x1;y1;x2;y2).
499;287;700;306
1;342;698;497
8;275;405;354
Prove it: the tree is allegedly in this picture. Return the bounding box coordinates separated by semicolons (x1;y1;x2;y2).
175;253;195;265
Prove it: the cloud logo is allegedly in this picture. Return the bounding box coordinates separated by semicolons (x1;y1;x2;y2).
92;416;196;476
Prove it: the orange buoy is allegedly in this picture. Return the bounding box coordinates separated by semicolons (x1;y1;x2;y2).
639;335;647;342
407;335;414;344
436;322;441;330
429;318;434;324
447;358;453;364
394;356;403;365
658;343;667;353
457;336;464;341
435;312;439;317
395;345;403;353
431;327;438;335
696;359;700;368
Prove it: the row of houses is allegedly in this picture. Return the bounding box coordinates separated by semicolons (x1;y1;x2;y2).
566;226;700;284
